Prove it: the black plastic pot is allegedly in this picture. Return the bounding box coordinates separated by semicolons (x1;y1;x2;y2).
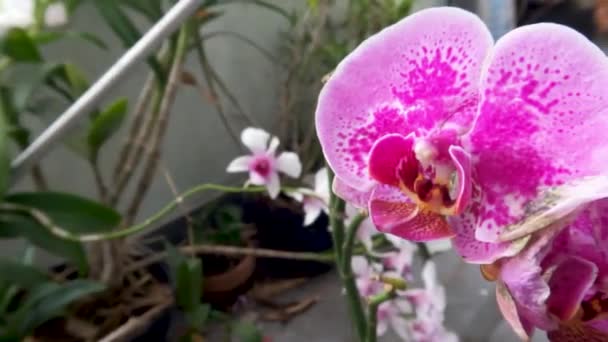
240;195;334;279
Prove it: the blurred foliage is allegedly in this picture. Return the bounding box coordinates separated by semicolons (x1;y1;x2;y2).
278;0;413;174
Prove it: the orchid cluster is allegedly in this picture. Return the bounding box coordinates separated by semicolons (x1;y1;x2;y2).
0;0;67;35
315;5;608;341
352;245;456;341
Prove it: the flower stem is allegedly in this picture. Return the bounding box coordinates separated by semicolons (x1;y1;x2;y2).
327;168;367;341
14;184;304;242
366;288;397;342
342;211;367;271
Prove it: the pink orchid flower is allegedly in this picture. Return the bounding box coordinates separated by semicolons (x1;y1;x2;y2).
227;127;302;199
351;255;384;297
316;7;608;265
405;262;458;342
376;298;412;340
288;167;330;226
486;199;608;341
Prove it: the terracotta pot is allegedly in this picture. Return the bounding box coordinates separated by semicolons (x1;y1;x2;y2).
201;250;256;309
204;252;256;293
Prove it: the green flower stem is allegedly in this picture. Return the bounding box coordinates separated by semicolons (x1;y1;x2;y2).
342;211;366;271
10;184;306;242
327;168;367;341
365;288;397;342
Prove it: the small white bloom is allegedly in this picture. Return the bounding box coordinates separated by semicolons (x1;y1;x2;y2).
227;127;302;199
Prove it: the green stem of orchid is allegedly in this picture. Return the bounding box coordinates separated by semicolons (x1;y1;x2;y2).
342;211;367;271
365;288;397;342
11;184;312;242
327;168;367;341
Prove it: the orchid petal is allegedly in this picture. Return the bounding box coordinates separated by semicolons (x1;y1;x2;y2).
467;23;608;243
543;199;608;283
351;256;369;276
266;172;281;199
316;7;493;190
547;256;597;321
285;189;304;202
303;201;323;226
249;170;266;186
333;177;373;208
276;152;302;178
241;127;270;154
313;167;331;204
495;281;534;341
369;185;454;241
499;223;565;330
450;199;529;263
226;155;252;173
268;137;280;154
447;145;471;214
368;133;415;186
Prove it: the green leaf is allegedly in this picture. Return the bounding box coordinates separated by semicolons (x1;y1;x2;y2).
63;63;89;97
31;31;108;50
0;213;87;274
92;0;165;82
232;321;263;342
0;259;49;290
87;98;128;160
4;192;121;234
175;258;202;311
2;29;42;62
165;243;202;312
18;280;105;335
123;0;164;21
92;0;141;47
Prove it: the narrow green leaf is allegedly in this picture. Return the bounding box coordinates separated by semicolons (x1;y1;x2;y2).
0;259;48;290
18;280;105;335
63;63;89;97
92;0;165;82
2;29;42;62
4;192;121;234
92;0;141;47
123;0;164;21
176;258;202;311
87;98;128;160
31;31;108;50
0;213;87;274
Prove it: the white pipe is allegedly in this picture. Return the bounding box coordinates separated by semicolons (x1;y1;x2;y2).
10;0;201;183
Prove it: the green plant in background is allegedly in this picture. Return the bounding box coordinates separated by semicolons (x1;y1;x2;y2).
166;242;263;342
0;0;304;339
196;202;244;247
277;0;412;174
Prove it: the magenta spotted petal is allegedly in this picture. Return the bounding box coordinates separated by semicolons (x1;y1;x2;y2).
369;185;454;241
464;24;608;246
316;7;493;191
